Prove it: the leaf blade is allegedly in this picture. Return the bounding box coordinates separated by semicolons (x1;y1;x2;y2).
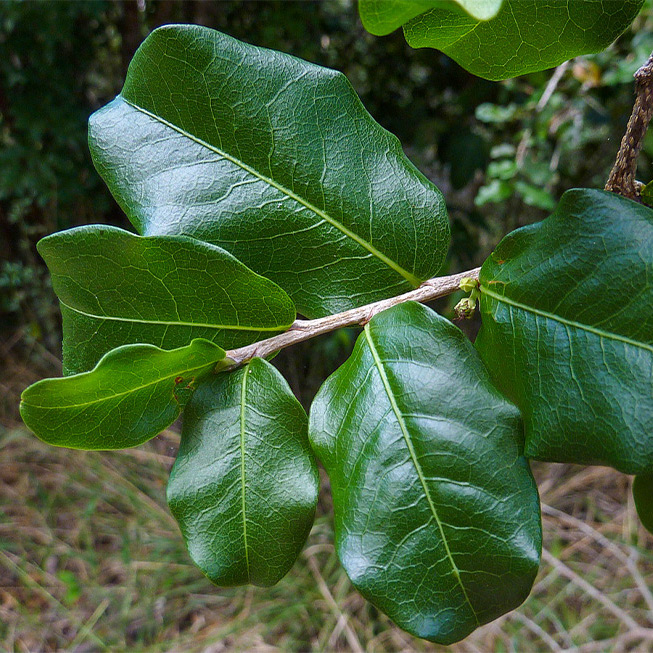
309;302;541;644
359;0;643;81
89;25;449;318
20;339;226;450
167;358;318;587
38;225;295;374
476;188;653;474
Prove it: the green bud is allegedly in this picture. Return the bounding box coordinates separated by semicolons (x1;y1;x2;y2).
454;297;476;320
459;277;479;293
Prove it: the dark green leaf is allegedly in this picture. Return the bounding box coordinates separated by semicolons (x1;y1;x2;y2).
38;225;295;374
309;302;541;644
633;473;653;534
359;0;503;35
88;25;449;318
20;339;226;450
168;358;318;586
476;189;653;474
361;0;643;81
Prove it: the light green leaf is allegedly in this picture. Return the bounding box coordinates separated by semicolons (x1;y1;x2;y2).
359;0;503;35
38;225;295;374
361;0;643;81
476;189;653;474
168;358;318;586
309;302;541;644
20;339;226;450
633;473;653;534
514;181;556;211
88;25;449;319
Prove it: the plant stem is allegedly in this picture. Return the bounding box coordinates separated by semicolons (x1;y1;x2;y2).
605;50;653;201
223;267;481;369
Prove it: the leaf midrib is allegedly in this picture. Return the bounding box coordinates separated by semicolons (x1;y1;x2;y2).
363;325;479;623
239;365;251;581
121;97;422;288
60;300;291;332
21;360;217;410
481;286;653;354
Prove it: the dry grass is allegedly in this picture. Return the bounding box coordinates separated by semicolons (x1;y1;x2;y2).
2;363;653;652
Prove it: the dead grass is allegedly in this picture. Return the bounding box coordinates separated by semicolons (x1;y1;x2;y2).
2;362;653;652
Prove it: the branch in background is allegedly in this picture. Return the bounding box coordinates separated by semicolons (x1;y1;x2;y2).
605;50;653;201
223;267;481;368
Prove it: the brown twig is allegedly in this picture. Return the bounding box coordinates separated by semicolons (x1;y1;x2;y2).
222;267;481;369
605;51;653;201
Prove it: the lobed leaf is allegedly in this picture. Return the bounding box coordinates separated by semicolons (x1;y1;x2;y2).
20;339;226;450
38;225;295;374
168;358;318;586
633;473;653;535
88;25;449;318
309;302;541;644
476;189;653;474
360;0;643;81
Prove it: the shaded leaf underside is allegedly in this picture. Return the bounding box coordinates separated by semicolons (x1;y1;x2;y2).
360;0;644;81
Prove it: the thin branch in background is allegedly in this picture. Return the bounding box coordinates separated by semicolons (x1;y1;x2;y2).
510;611;562;652
304;553;364;653
541;548;641;632
538;61;571;112
605;50;653;200
542;503;653;618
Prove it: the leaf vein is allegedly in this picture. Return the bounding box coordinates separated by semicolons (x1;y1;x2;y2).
121;97;421;287
482;286;653;354
363;325;479;623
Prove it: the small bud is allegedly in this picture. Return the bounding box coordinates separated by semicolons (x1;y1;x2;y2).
459;277;479;293
454;297;476;320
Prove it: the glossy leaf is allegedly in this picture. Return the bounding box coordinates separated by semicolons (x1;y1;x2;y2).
361;0;643;81
476;189;653;474
168;358;318;586
633;473;653;534
20;339;226;450
88;25;449;318
359;0;503;35
309;302;541;644
39;225;295;374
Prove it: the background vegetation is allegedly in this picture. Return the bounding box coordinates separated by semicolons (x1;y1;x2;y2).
2;1;653;650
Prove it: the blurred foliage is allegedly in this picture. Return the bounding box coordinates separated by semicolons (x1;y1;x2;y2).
2;0;653;410
0;1;125;361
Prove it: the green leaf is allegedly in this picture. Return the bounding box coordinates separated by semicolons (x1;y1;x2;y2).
20;339;226;450
359;0;503;35
88;25;449;319
362;0;643;81
309;302;541;644
642;179;653;207
514;181;556;211
633;473;653;534
476;189;653;474
38;225;295;375
168;358;318;587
